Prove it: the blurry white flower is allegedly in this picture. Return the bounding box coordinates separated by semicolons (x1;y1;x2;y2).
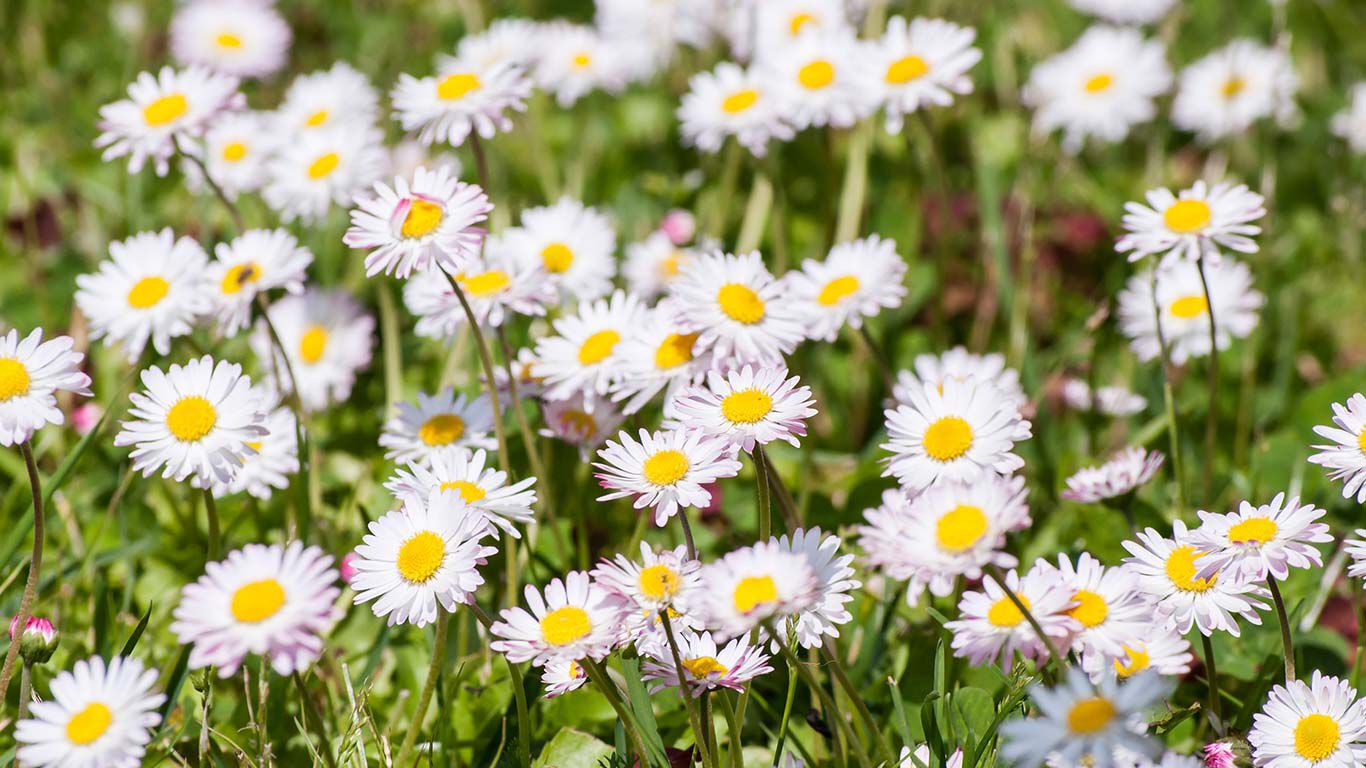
869;16;981;133
96;65;244;176
1172;39;1298;141
1116;258;1263;365
170;0;291;79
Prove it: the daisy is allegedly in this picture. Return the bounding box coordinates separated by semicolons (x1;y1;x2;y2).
697;540;819;640
786;235;908;342
503;198;617;302
208;391;298;500
14;656;165;768
1189;494;1330;582
1036;553;1151;659
608;304;712;415
594;543;706;645
0;329;93;448
1115;180;1266;264
767;30;879;130
392;57;531;148
114;356;266;484
882;377;1032;491
1000;668;1170;768
1082;627;1193;684
1347;530;1366;582
667;366;816;453
944;566;1078;670
207;228;312;336
594;428;742;526
541;657;589;698
343;165;492;278
1332;83;1366;153
678;62;795;158
1116;258;1264;365
1060;447;1165;503
75;229;213;361
379;389;497;466
385;447;537;538
1067;0;1175;25
624;232;696;299
249;289;375;413
489;570;625;666
184;111;271;199
1021;26;1171;153
95;65;244;176
403;241;555;337
748;0;853;61
642;629;773;694
1060;379;1147;417
541;394;625;458
868;16;981;133
1309;393;1366;503
533;23;630;107
772;528;859;649
1248;672;1366;767
456;18;543;71
1172;40;1298;141
262;123;387;223
272;62;380;135
669;250;806;368
170;541;341;676
351;489;497;627
496;345;547;400
169;0;291;79
892;346;1027;411
901;745;965;768
1121;521;1269;636
534;291;647;405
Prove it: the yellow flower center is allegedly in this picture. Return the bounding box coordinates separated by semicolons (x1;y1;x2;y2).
718;283;766;324
1227;516;1278;545
1084;73;1114;93
305;109;330;128
789;12;816;35
722;89;759;114
1168;295;1208;319
437;72;482;101
559;409;596;435
439;479;487;502
165;396;217;442
461;270;511;298
1221;76;1246;99
540;606;592;646
720;388;774;424
660;251;684;277
401;199;444;239
733;575;779;614
0;359;32;401
885;55;929;84
1113;645;1150;678
934;504;988;553
571;53;592;69
1359;430;1366;456
1068;589;1109;628
396;530;445;583
922;416;973;462
577;330;621;365
1066;697;1116;735
987;594;1029;628
65;702;113;746
1294;714;1341;761
127;276;170;309
654;332;698;370
541;242;575;273
299;325;328;364
221;262;261;295
419;414;466;446
817;275;860;306
683;656;729;678
230;578;287;623
143;94;188;127
798;60;835;90
1163;199;1212;234
246;440;263;452
308;152;340;180
222;141;248;162
639;564;681;601
217;32;243;49
643;449;689;486
1164;545;1217;593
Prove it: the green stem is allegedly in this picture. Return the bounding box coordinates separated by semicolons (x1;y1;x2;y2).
469;133;492;193
495;326;567;562
471;603;533;768
1201;633;1224;734
203;488;221;563
0;443;45;699
754;447;771;542
1355;579;1366;690
440;270;511;471
1195;253;1219;500
852;325;896;394
1268;577;1296;682
834;122;872;244
735;170;774;254
717;692;745;768
678;508;699;560
768;624;871;768
199;674;214;764
706;144;742;240
175;136;244;232
984;565;1067;678
756;445;800;532
17;663;32;724
771;653;799;768
821;639;894;766
662;611;714;768
395;614;450;767
1148;269;1188;513
295;672;339;768
583;658;651;765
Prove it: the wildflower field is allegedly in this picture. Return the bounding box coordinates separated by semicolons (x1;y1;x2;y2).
4;0;1366;765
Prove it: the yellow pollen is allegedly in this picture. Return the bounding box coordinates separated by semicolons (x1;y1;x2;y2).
733;575;779;614
683;656;729;678
439;480;487;502
1165;545;1217;593
0;359;32;401
1227;516;1278;545
540;606;592;646
660;251;684;277
1068;590;1109;628
654;332;698;370
165;396;217;442
1359;430;1366;456
299;326;328;364
817;275;860;306
1163;199;1212;234
1168;295;1209;319
789;12;816;35
437;72;482;100
922;416;973;462
65;702;113;746
461;269;511;297
305;109;330;127
1113;646;1150;678
419;414;466;446
1221;76;1246;99
934;504;988;553
221;262;261;295
571;53;592;69
798;60;836;90
559;409;596;435
245;441;263;452
1067;697;1116;735
143;94;188;127
578;330;621;365
396;530;445;583
127;276;170;309
987;594;1029;628
541;242;575;273
720;388;774;424
643;449;689;486
1084;73;1114;93
638;564;681;600
216;32;243;49
231;579;286;623
222;141;248;162
308;152;340;180
885;55;929;84
401;199;444;239
1294;714;1340;761
718;283;766;324
722;89;759;114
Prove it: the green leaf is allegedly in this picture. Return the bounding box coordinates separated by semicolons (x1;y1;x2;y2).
534;727;615;768
120;602;153;656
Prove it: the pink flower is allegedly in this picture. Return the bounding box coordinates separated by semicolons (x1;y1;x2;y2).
340;551;358;584
659;209;695;246
71;403;103;436
1202;741;1235;768
9;614;56;642
9;614;59;664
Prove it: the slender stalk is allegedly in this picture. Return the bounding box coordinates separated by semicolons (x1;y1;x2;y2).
662;612;714;768
678;508;699;560
757;445;800;532
735;171;774;254
1267;577;1296;682
1355;579;1366;690
768;625;871;768
202;488;221;562
175;137;245;231
984;565;1066;678
717;693;745;768
754;447;772;542
469;133;492;193
295;672;339;768
199;674;214;763
582;658;651;765
439;270;511;471
17;663;33;723
494;327;568;559
771;654;799;768
470;603;532;768
0;443;46;699
700;693;720;768
820;638;894;765
1148;269;1188;512
1201;633;1224;732
1195;254;1220;499
706;144;742;240
852;325;896;393
834;123;872;244
395;613;450;767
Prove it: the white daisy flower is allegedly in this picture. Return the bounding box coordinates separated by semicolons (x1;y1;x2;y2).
1121;521;1269;637
669;250;806;368
786;234;907;342
767;30;879;130
1035;553;1151;659
1332;82;1366;154
1189;494;1331;583
1116;258;1264;365
678;62;795;158
95;65;244;175
1082;627;1193;684
263;123;386;223
1067;0;1175;25
249;288;374;413
457;18;543;71
272;61;380;135
594;428;742;526
747;0;853;61
533;23;630;107
1248;672;1366;768
209;390;298;500
379;389;497;466
114;355;266;484
667;365;817;453
207;228;312;336
169;0;290;79
1115;180;1266;264
503;198;617;302
385;447;536;538
351;489;497;627
170;540;341;676
642;629;773;694
609;304;712;415
403;243;555;338
1309;393;1366;503
882;377;1032;492
1060;379;1147;417
541;393;626;459
534;290;646;405
393;57;531;148
771;527;860;649
540;657;589;698
594;542;705;645
1346;529;1366;582
697;539;819;640
892;346;1027;411
14;656;165;768
1022;25;1171;154
1061;447;1165;503
0;329;93;448
343;165;492;278
489;570;625;666
183;111;271;199
869;16;981;133
75;228;213;361
901;745;965;768
624;232;697;300
944;566;1078;670
1172;39;1298;142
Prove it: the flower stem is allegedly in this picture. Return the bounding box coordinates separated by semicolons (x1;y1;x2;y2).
834;122;872;244
717;692;745;768
469;133;492;193
17;663;33;723
754;447;771;542
984;565;1067;678
1148;269;1188;513
395;613;450;767
852;324;896;393
768;626;871;768
202;488;221;562
736;170;774;254
175;137;244;232
678;508;699;560
821;638;894;765
1200;633;1225;734
756;445;800;532
440;270;511;470
661;611;715;768
0;443;46;699
295;672;339;768
771;652;799;768
470;602;533;768
1267;577;1297;682
582;658;651;765
1195;254;1220;500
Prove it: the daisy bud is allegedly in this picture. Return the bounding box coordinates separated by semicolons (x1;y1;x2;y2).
340;551;359;584
71;403;103;436
10;615;59;666
659;209;695;246
1202;737;1249;768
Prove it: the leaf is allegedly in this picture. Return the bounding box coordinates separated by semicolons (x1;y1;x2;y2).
534;728;614;768
120;602;153;656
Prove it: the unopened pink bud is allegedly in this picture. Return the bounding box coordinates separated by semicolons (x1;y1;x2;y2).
659;209;695;246
71;403;103;436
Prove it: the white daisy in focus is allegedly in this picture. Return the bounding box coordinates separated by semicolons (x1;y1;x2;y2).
594;428;742;526
642;629;773;694
944;566;1078;670
678;62;795;158
95;65;244;175
379;389;497;466
504;198;617;302
343;165;492;278
594;543;704;643
869;16;981;133
75;229;212;361
541;657;588;698
207;228;312;336
184;111;271;199
395;56;531;148
1081;627;1193;685
403;243;555;338
534;24;629;107
999;668;1170;768
541;394;625;459
882;377;1032;491
0;329;93;448
892;346;1026;410
1310;393;1366;503
272;62;380;135
1332;83;1366;153
608;305;711;415
1036;553;1151;659
1189;493;1330;583
14;656;165;768
698;539;819;641
534;291;646;405
787;234;907;342
624;232;696;300
1346;529;1366;582
1116;258;1264;365
1060;379;1146;417
768;30;878;130
670;250;806;368
667;365;817;453
1060;447;1164;503
1067;0;1175;26
170;0;291;79
249;288;375;413
385;447;536;538
772;528;859;649
1172;39;1298;141
490;570;625;666
264;124;386;223
1115;180;1266;264
208;390;298;500
1121;521;1269;637
1248;672;1366;768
